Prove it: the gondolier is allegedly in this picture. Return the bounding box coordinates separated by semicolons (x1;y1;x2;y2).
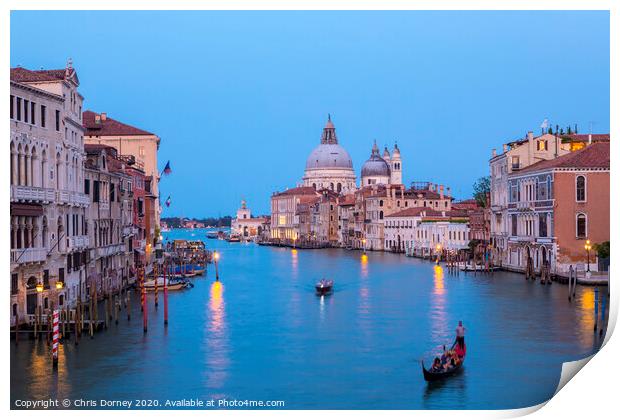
455;321;466;348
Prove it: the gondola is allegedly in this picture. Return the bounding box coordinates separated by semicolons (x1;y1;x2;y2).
315;279;333;295
421;342;466;381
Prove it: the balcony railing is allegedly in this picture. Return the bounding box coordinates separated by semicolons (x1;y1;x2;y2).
11;185;55;203
96;243;126;258
67;235;90;249
11;247;47;264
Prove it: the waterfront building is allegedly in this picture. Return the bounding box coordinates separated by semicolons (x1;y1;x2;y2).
384;207;427;253
10;63;89;324
120;155;148;268
271;186;319;243
489;131;574;265
83;110;161;253
412;211;470;258
337;194;356;248
504;142;609;276
231;199;269;239
83;145;134;295
315;189;340;246
302;116;357;193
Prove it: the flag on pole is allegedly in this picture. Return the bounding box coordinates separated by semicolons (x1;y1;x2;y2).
165;195;171;207
162;160;172;175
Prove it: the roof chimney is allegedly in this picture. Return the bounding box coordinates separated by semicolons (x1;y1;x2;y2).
492;148;497;157
527;131;534;142
94;114;101;124
588;133;592;144
503;144;508;153
101;112;107;121
440;185;444;199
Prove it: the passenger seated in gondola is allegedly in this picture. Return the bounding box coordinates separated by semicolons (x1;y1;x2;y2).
431;357;442;372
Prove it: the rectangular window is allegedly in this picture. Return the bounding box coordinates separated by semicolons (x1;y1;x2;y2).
24;99;29;122
11;273;18;295
93;181;100;202
31;102;36;125
55;110;60;131
59;267;64;283
43;269;50;288
539;213;548;238
16;97;22;120
40;105;46;127
511;214;518;236
511;156;520;170
84;179;90;195
110;183;115;202
10;95;14;119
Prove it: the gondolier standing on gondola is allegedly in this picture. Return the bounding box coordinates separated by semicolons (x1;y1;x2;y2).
455;321;466;348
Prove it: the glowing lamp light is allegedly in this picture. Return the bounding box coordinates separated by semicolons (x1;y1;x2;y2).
55;280;64;290
36;282;44;293
213;251;220;261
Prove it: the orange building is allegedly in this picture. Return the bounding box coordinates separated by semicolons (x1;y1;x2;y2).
505;142;609;276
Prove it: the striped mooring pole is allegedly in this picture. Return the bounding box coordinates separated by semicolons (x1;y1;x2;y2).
52;309;59;369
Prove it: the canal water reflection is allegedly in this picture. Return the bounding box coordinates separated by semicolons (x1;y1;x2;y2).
11;228;608;409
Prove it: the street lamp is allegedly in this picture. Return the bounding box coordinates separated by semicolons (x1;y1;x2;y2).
36;281;44;293
584;240;592;273
362;238;367;255
55;280;64;290
435;243;442;264
213;251;220;281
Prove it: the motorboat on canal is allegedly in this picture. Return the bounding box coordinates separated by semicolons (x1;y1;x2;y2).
421;341;466;381
315;279;334;295
206;231;219;239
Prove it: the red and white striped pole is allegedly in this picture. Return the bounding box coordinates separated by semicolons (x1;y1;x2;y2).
52;309;59;368
164;263;169;326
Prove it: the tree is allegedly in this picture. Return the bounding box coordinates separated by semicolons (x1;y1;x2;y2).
594;241;610;259
473;176;491;208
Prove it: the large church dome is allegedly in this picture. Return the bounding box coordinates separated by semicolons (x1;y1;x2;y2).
302;115;357;193
361;141;391;177
305;115;353;170
305;143;353;170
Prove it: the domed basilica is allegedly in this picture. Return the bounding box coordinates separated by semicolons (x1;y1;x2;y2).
302;116;403;192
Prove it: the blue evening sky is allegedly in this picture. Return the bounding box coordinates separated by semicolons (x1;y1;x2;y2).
10;11;609;217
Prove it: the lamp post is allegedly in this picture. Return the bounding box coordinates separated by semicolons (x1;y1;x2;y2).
584;240;592;273
362;238;367;255
213;251;220;282
435;243;442;265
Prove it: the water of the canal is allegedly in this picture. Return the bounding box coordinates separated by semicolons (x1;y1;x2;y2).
11;228;608;410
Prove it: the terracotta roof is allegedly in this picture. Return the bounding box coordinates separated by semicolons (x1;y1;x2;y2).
11;67;71;83
83;110;155;137
338;194;356;206
562;134;610;143
273;186;318;197
386;207;439;218
519;142;610;174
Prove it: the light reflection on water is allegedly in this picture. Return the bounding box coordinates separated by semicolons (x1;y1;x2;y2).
11;229;608;409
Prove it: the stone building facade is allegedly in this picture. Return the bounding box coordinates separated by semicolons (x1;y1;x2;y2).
10;64;90;324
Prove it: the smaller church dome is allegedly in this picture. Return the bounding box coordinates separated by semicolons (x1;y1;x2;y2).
361;141;391;178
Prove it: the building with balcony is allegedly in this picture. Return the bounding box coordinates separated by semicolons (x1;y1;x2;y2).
10;62;87;324
504;141;609;276
83;144;134;295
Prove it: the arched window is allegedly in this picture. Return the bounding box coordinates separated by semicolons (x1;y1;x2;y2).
312;183;316;189
576;175;586;202
379;200;383;207
576;213;587;238
337;183;342;193
379;211;384;220
330;183;334;191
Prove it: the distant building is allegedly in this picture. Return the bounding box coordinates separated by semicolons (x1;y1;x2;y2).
270;186;319;243
231;200;269;239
